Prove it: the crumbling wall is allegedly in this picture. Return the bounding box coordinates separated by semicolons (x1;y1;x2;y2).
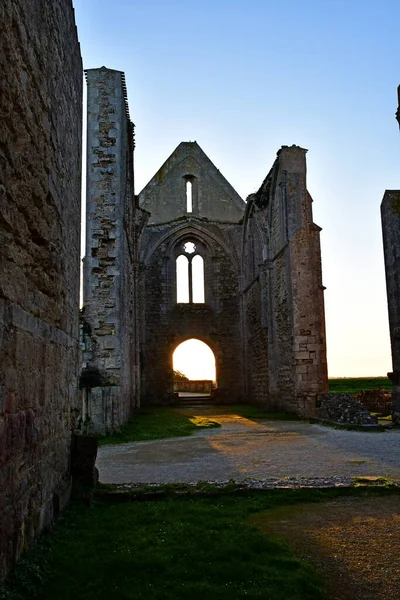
82;68;147;434
242;146;328;415
381;190;400;423
0;0;82;580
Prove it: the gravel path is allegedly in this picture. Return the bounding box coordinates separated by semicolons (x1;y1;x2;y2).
97;409;400;484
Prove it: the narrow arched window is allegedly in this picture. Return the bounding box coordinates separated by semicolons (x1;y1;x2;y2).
176;241;205;304
176;255;189;303
186;180;193;213
192;255;205;303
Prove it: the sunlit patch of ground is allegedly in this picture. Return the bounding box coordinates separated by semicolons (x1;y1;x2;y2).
251;495;400;600
189;416;221;428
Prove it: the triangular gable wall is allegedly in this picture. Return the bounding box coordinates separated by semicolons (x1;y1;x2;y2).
139;141;245;224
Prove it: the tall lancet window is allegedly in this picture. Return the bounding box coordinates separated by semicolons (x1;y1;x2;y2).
176;242;205;303
186;180;193;213
192;255;205;303
176;255;189;303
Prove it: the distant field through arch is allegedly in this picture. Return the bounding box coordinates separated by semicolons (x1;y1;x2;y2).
173;338;216;384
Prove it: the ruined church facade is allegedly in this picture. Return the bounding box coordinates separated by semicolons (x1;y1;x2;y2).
81;68;328;433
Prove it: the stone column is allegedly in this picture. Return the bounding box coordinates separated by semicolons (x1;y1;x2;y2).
381;190;400;423
82;67;135;433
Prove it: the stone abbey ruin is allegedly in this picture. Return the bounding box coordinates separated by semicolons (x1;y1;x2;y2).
1;0;398;585
80;66;328;434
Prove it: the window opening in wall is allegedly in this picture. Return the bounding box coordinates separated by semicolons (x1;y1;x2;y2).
192;255;205;303
176;241;205;304
176;255;189;303
186;180;193;213
173;338;217;397
183;241;196;254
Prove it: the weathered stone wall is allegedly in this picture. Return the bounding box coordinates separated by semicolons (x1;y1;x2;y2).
140;142;244;224
173;380;213;393
0;0;82;580
139;143;327;412
242;146;328;415
140;220;244;403
355;389;391;415
81;68;147;434
139;143;245;404
381;190;400;423
243;278;270;406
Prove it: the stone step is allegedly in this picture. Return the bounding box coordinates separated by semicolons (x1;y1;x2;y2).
178;396;217;408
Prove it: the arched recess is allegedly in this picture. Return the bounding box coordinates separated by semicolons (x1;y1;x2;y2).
142;222;240;270
173;338;216;395
140;222;244;404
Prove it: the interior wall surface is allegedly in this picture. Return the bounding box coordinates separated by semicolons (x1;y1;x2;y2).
0;0;82;580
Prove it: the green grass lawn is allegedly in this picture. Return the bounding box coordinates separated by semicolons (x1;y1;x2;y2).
98;407;221;446
328;377;392;394
3;488;376;600
3;487;398;600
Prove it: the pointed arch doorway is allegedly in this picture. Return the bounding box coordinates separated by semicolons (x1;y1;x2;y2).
173;339;216;396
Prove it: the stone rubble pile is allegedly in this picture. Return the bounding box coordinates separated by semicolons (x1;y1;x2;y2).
317;393;378;425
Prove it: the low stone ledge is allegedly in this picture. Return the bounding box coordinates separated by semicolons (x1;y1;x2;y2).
94;476;399;502
309;418;386;432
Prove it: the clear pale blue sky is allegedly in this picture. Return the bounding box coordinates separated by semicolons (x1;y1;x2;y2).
74;0;400;377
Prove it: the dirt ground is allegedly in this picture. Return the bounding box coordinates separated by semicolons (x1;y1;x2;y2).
252;495;400;600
